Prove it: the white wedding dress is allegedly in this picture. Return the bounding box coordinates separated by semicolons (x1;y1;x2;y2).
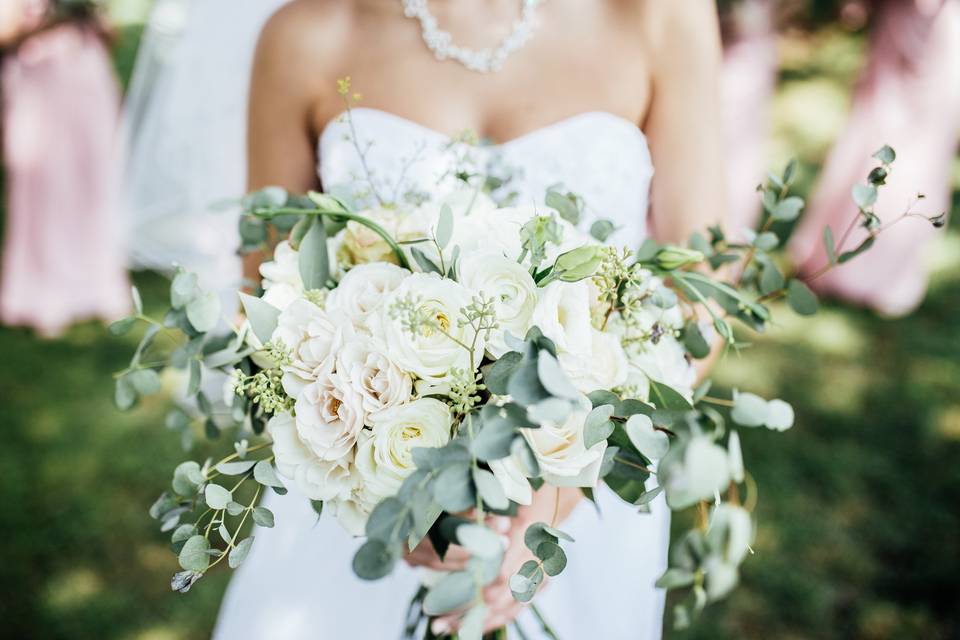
213;108;669;640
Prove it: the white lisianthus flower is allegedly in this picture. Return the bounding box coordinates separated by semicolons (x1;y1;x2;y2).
359;398;452;499
326;262;410;332
336;338;413;418
269;413;355;501
523;407;606;488
489;454;533;505
558;329;629;393
458;251;538;357
375;273;486;384
258;240;303;311
530;280;594;356
293;373;365;462
627;336;696;402
272;299;355;389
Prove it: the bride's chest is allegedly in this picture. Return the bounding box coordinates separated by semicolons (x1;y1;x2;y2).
312;12;651;144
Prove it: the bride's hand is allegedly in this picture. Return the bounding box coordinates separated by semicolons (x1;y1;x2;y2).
431;487;583;636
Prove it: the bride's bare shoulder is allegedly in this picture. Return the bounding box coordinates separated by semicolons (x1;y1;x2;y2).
629;0;721;54
255;0;355;80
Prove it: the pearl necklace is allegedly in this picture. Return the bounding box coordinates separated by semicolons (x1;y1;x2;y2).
401;0;544;73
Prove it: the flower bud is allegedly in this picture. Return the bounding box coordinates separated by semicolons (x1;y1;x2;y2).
554;245;604;282
654;246;705;270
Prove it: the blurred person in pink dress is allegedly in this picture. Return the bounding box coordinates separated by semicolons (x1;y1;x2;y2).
790;0;960;316
0;0;128;336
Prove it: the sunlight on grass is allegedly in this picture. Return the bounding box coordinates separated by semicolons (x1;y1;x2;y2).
764;304;868;358
44;568;104;611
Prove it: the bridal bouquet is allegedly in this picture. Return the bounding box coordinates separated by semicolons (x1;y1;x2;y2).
113;116;940;636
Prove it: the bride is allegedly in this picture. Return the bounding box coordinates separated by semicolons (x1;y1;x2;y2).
210;1;728;638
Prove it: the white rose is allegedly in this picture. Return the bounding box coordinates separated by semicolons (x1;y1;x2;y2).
293;372;365;462
326;262;410;332
269;413;355;501
272;299;355;388
336;338;413;417
359;398;452;498
458;250;538;357
328;495;372;537
374;273;485;384
558;329;628;393
529;280;593;356
489;454;533;505
523;407;606;488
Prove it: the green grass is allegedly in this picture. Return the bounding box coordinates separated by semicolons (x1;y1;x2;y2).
0;15;958;640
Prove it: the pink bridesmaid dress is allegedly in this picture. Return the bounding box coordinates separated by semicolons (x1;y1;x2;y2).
790;0;960;316
1;6;129;336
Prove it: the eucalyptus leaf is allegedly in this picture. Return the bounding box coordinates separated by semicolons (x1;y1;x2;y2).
590;219;616;242
204;483;232;510
252;506;275;528
872;144;896;165
625;414;670;460
238;292;281;345
109;316;136;336
353;539;396;580
771;196;804;222
536;351;580;400
178;535;210;572
434;464;474;512
656;568;696;590
422;571;476;615
436;204;454;249
483;351;523;396
298;218;330;289
584;405;615;449
128;368;162;396
411;247;442;275
536;541;567;576
228;537;255;569
852;183;878;209
457;524;503;558
114;375;138;410
215;460;257;476
172;461;204;496
786;279;818;316
171;271;199;309
253;460;285;489
823;226;837;265
186;292;221;333
473;468;509;511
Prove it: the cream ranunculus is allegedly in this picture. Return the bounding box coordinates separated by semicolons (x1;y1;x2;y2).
336;338;413;418
272;299;355;390
339;207;434;266
529;280;594;356
325;262;410;332
375;273;485;384
458;250;538;357
523;406;607;488
489;454;533;505
293;372;365;462
269;413;356;501
359;398;452;499
558;328;629;393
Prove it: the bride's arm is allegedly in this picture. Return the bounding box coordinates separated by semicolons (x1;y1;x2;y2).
244;1;345;282
643;0;729;245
